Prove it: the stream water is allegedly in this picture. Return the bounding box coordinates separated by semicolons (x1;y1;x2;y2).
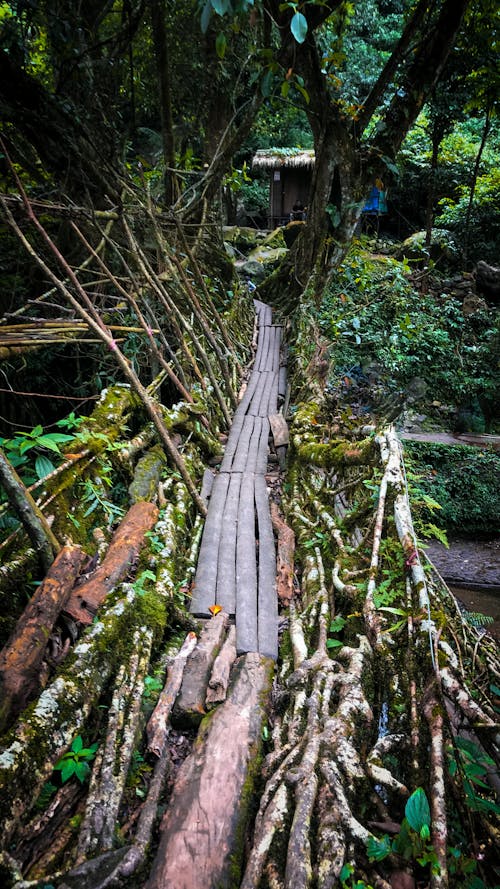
425;537;500;638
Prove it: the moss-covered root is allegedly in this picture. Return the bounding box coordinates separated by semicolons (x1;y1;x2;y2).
0;582;166;849
296;436;375;469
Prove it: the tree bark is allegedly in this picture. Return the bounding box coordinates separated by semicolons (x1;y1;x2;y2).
0;544;86;731
63;501;158;625
0;447;60;573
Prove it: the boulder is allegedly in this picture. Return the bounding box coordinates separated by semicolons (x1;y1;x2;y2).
398;229;460;267
474;260;500;302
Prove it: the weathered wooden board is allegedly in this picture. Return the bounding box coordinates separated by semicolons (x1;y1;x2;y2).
230;414;255;473
190;473;230;616
246;416;264;474
215;473;241;614
256;418;270;475
236;473;258;654
255;476;278;659
172;613;229;727
200;468;215;505
269;413;290;447
278;365;287;400
146;653;274;889
271;325;282;372
257;324;270;372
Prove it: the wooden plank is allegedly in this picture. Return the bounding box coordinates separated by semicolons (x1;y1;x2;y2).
231;415;255;472
215;473;241;615
236;474;258;654
190;473;230;616
269;413;289;447
146;653;273;889
249;371;272;418
257;324;270;372
271;326;282;372
256;418;270;475
246;416;263;474
235;370;260;416
200;469;215;505
268;370;279;417
220;413;246;472
255;476;278;660
278;365;287;400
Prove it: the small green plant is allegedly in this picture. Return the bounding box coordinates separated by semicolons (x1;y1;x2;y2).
448;737;500;817
132;569;157;596
367;788;437;869
327;614;346;650
53;735;99;784
0;423;75;481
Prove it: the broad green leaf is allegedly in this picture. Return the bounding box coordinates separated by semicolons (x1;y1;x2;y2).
405;787;431;833
281;80;290;98
71;735;83;754
61;760;76;783
367;834;391;861
211;0;230;13
201;0;212;32
216;31;227;59
35;454;55;479
326;638;343;648
290;11;307;43
74;761;90;783
295;82;310;104
36;435;63;453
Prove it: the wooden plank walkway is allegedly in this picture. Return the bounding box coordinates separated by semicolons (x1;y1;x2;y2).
190;300;285;659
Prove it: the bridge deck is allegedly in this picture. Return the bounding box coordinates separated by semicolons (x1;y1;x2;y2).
189;300;285;659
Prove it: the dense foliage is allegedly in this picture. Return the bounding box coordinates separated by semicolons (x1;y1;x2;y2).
319;244;499;427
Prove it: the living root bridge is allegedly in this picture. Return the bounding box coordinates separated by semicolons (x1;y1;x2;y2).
234;408;500;889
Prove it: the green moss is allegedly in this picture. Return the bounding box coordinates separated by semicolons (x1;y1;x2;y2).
129;445;166;504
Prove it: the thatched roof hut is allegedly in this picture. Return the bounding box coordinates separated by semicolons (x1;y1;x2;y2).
252;149;315;228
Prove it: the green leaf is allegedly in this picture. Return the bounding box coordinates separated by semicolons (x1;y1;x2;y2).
35;454;55;479
211;0;230;13
61;759;76;783
71;735;83;754
281;80;290;98
295;82;310;104
36;435;62;453
290;11;307;43
405;787;431;833
215;31;227;59
340;863;354;883
326;638;343;648
201;0;212;32
367;833;391;861
329;615;346;633
420;823;431;840
74;760;91;783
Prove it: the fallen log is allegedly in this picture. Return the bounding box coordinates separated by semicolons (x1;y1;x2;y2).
145;652;274;889
172;612;228;727
63;502;158;625
0;544;86;732
206;625;237;707
147;632;198;756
